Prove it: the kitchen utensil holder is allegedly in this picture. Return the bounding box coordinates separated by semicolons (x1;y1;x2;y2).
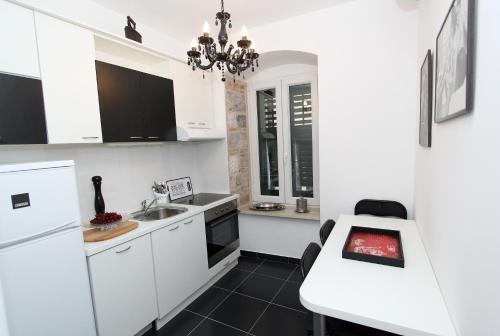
153;192;169;205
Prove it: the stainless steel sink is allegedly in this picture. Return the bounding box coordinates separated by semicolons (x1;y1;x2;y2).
131;206;188;222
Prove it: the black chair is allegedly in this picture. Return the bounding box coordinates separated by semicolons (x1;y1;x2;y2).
354;199;407;220
300;243;322;336
300;242;400;336
319;219;336;246
300;242;322;280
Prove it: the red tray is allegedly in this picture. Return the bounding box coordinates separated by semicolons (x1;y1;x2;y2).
342;226;404;268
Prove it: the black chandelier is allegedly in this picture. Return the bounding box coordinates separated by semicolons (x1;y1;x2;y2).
187;0;259;82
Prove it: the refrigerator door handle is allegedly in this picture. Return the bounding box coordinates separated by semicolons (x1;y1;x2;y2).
0;219;80;249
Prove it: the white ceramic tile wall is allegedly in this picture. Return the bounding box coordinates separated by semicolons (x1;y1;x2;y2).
0;143;208;223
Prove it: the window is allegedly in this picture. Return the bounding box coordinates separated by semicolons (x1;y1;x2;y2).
288;83;314;198
249;73;319;205
256;88;279;196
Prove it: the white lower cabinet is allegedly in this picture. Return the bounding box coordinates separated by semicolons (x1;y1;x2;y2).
87;214;210;334
87;235;157;336
151;214;209;318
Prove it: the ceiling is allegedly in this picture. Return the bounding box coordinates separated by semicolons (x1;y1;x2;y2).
92;0;348;44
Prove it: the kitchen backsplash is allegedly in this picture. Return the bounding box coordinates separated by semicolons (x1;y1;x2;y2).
0;143;208;222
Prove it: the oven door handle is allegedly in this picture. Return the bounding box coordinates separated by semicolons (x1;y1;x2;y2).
208;210;239;229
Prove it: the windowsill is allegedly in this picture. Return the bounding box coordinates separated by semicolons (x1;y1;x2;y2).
239;203;320;221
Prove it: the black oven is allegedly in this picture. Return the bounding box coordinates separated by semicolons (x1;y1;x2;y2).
205;200;239;268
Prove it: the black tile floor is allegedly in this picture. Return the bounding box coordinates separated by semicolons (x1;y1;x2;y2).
146;255;308;336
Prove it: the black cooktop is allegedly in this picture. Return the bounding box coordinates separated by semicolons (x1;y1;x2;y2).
171;193;232;206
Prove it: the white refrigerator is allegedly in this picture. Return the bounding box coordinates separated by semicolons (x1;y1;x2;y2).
0;161;96;336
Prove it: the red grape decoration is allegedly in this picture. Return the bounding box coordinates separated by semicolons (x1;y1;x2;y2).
90;212;122;225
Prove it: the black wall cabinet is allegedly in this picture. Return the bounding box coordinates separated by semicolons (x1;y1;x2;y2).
95;61;177;143
0;73;47;145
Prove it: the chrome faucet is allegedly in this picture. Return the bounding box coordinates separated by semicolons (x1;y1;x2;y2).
141;197;158;217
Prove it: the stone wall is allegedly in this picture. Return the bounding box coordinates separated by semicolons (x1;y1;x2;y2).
225;80;251;205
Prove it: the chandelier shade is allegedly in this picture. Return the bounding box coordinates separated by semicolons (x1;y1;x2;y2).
187;0;259;81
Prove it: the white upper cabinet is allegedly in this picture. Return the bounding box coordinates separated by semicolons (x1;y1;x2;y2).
0;1;40;78
169;60;214;129
35;13;102;144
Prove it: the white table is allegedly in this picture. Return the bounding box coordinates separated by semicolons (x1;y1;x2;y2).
299;215;457;336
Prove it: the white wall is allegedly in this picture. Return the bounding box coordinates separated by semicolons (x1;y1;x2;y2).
415;1;500;335
246;63;318;82
245;0;419;221
0;144;205;222
239;214;320;258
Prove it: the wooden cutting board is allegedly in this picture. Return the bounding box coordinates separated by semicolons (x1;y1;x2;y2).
83;221;139;242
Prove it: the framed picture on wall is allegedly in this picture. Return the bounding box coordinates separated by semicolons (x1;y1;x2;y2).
420;50;433;147
435;0;475;123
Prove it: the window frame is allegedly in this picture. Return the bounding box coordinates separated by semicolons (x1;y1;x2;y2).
282;73;319;206
248;72;319;206
249;79;285;204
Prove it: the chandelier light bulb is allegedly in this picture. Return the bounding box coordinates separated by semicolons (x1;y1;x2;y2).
202;21;210;36
190;38;198;49
186;0;260;81
241;26;248;39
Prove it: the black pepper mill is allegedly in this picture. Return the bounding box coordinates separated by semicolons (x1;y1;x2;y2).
92;176;105;214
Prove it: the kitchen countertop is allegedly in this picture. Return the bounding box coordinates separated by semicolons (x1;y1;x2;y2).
83;194;239;257
239;203;320;221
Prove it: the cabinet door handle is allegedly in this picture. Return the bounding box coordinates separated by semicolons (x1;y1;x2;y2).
115;246;132;254
148;136;160;139
169;225;180;231
198;122;206;126
129;136;143;139
184;219;193;225
223;261;230;267
82;136;99;139
187;122;196;125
